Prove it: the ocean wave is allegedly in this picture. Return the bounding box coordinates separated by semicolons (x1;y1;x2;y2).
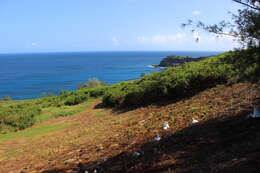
147;65;166;69
147;65;155;68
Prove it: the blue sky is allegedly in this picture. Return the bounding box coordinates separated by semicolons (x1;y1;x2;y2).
0;0;242;53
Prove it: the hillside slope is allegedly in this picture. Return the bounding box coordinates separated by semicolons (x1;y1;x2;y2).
103;48;260;108
0;82;259;173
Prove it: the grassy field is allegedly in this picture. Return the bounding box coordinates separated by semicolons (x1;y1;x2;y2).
0;86;107;134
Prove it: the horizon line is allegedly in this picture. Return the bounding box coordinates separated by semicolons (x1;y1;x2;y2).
0;50;227;55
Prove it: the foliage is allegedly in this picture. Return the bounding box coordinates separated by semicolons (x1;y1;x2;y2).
182;0;260;48
0;104;40;133
85;78;107;88
48;92;55;97
0;82;108;133
4;95;12;101
64;94;89;106
59;88;64;95
102;48;260;107
78;82;84;90
40;92;47;97
141;72;146;77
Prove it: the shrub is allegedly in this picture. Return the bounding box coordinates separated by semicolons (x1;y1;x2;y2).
78;82;84;90
0;106;41;132
64;94;89;106
4;95;12;101
85;78;106;88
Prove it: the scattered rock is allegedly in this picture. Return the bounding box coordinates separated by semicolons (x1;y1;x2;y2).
192;118;199;124
163;122;169;130
64;158;76;165
247;106;260;118
138;120;146;125
96;144;104;151
132;152;141;158
153;134;161;141
104;157;107;161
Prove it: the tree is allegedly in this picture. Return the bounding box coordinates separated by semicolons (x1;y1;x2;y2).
78;82;84;90
85;78;106;87
59;88;64;95
4;95;12;101
48;92;55;97
40;92;47;97
182;0;260;48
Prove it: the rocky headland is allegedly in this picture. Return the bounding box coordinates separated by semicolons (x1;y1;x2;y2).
153;55;210;67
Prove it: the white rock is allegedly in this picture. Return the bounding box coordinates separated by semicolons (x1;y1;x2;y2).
85;171;88;173
192;118;199;124
94;169;97;173
163;122;169;130
153;134;161;141
132;152;141;158
248;106;260;118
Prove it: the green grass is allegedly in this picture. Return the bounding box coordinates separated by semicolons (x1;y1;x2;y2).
95;112;107;117
0;86;104;134
0;124;69;142
36;99;95;122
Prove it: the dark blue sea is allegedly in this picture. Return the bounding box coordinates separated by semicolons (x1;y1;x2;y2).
0;51;222;100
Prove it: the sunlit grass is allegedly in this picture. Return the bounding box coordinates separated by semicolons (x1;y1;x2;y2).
95;112;107;117
0;124;69;142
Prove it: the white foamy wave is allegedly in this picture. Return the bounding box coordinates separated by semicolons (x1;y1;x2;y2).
147;65;155;68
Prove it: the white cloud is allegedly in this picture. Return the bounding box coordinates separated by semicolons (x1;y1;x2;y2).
112;37;120;46
137;33;186;44
31;42;37;46
192;10;201;15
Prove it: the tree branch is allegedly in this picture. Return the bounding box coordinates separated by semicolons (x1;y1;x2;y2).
233;0;260;10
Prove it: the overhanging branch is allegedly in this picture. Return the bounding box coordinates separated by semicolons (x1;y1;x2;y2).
233;0;260;10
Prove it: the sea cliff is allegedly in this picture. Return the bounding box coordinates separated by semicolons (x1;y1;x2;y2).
153;55;209;67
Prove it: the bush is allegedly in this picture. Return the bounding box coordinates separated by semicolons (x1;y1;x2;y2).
4;95;12;101
64;94;89;106
0;106;41;132
85;78;106;88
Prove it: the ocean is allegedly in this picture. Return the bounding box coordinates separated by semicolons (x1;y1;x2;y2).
0;51;222;100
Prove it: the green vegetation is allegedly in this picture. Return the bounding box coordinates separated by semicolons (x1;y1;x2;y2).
158;55;208;67
0;83;109;134
102;48;260;107
183;0;259;48
0;124;68;142
4;95;12;101
141;72;146;77
95;112;107;117
85;78;107;88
